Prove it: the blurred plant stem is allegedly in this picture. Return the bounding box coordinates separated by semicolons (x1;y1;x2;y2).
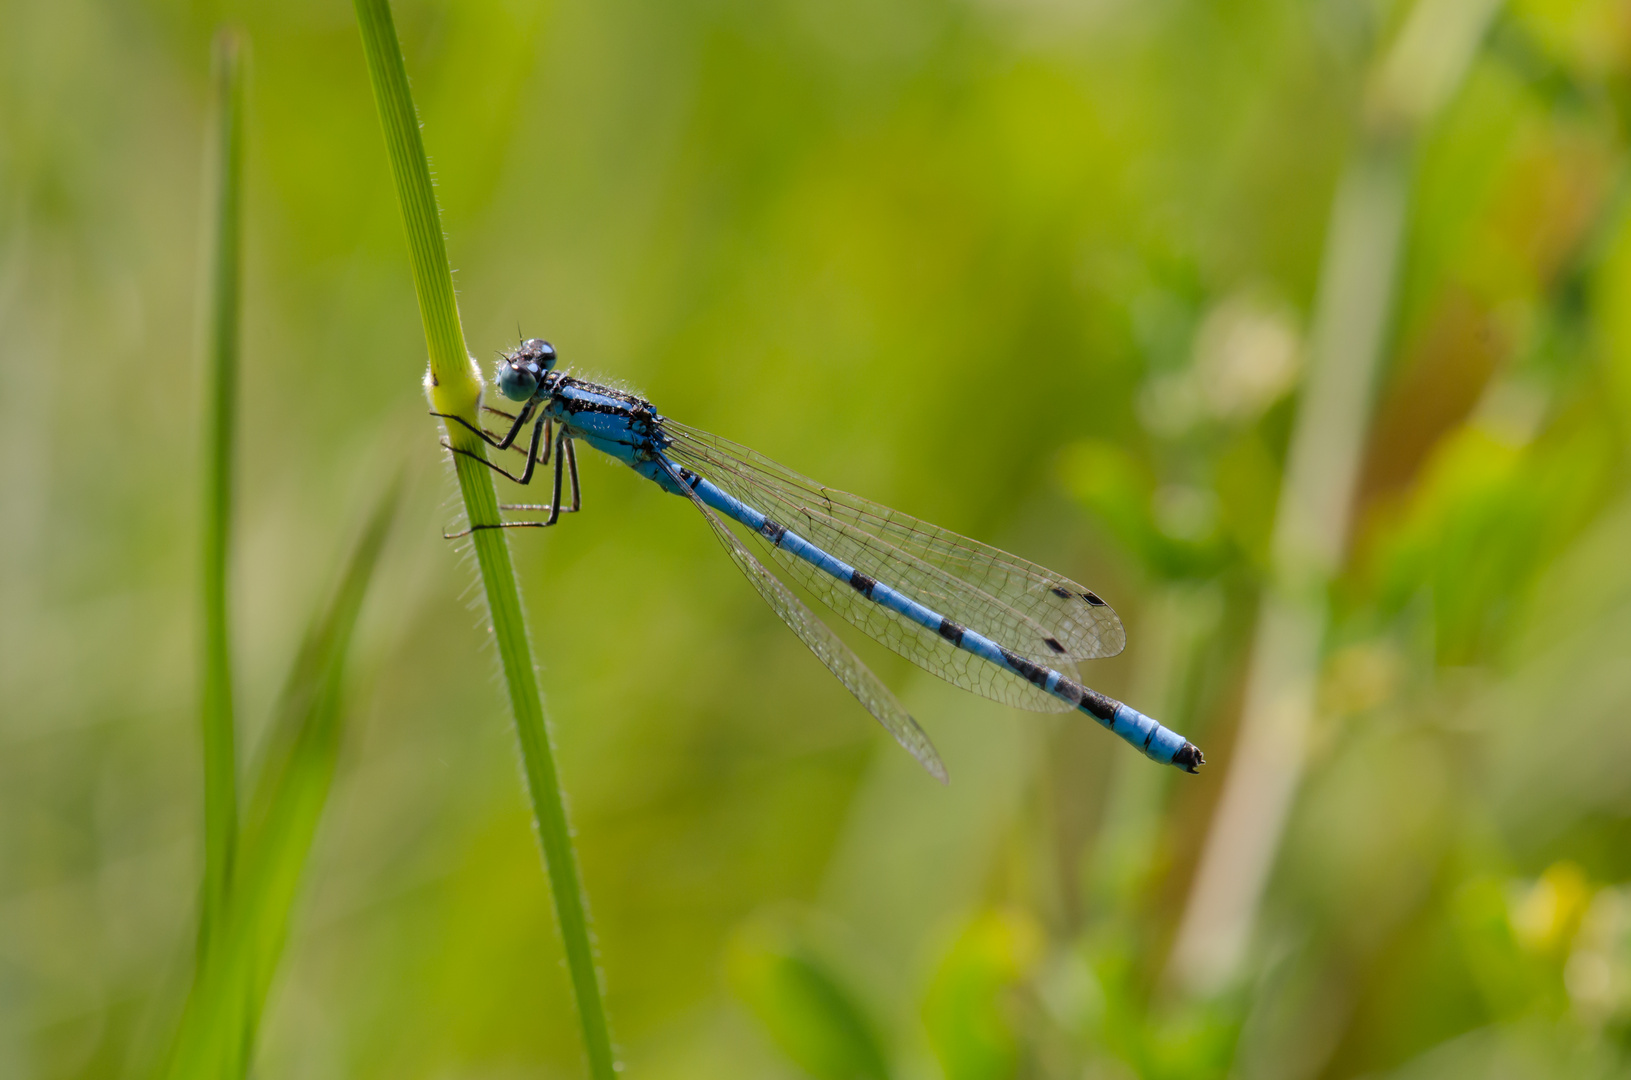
350;1;618;1075
198;26;244;963
166;484;399;1079
1168;0;1505;995
1087;584;1220;914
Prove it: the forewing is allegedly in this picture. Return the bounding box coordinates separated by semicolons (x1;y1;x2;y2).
658;457;948;783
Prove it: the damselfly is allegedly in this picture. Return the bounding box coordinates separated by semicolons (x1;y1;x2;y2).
437;339;1203;782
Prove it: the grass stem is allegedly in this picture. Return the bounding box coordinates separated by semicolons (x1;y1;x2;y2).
198;25;245;962
1167;0;1505;994
351;2;618;1075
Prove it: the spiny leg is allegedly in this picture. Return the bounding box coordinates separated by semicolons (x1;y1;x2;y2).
441;408;549;485
501;432;579;523
546;429;568;525
565;436;580;511
496;414;552;466
443;518;563;539
476;404;534;436
432;400;534;450
451;433;580;537
437;411;548;465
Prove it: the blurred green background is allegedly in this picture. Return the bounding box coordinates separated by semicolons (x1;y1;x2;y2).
7;0;1631;1076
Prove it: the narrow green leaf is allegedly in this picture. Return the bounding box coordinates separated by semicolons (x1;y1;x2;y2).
728;920;892;1080
350;2;618;1076
166;481;402;1080
198;25;245;961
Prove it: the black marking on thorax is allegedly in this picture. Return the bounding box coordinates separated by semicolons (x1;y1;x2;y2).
554;376;665;440
554;375;649;411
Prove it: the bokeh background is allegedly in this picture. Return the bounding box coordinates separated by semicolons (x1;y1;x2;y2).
6;0;1631;1076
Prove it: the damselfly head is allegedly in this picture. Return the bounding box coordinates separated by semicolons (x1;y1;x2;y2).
495;338;557;401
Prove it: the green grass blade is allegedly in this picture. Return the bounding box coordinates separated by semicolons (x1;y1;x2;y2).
350;2;618;1076
165;482;401;1080
198;25;245;963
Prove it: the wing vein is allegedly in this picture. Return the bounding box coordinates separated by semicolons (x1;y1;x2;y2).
660;422;1125;713
656;455;948;782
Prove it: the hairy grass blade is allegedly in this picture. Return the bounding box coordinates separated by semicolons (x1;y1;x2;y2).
350;1;618;1075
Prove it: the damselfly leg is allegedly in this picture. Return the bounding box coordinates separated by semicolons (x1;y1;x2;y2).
439;408;550;486
432;401;534;450
502;434;579;524
434;410;547;468
441;422;580;538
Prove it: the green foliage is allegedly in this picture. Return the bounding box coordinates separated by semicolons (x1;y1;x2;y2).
921;910;1040;1080
728;917;892;1080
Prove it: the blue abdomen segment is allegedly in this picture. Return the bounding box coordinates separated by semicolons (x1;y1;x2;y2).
1111;703;1188;766
633;456;691;496
661;459;1199;771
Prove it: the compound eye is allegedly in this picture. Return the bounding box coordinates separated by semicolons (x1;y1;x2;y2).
524;338;558;371
495;361;540;402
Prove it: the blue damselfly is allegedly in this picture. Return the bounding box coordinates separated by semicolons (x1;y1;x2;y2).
438;339;1203;782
